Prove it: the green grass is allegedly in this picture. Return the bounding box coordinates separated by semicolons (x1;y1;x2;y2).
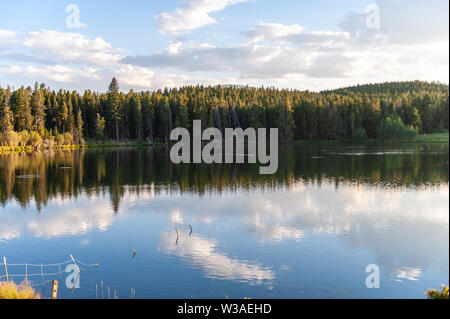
84;138;166;148
403;132;449;143
293;133;449;145
0;281;40;299
0;139;166;153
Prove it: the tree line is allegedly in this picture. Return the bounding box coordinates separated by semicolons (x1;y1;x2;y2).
0;79;448;148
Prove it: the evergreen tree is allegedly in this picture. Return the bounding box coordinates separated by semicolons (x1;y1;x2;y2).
0;86;13;133
95;113;106;143
108;77;121;140
11;86;32;131
74;109;84;144
31;82;45;134
0;80;448;145
276;96;295;142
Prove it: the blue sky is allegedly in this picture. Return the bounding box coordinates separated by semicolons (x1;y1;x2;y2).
0;0;448;91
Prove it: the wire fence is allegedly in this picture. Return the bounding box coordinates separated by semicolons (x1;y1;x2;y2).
1;256;137;299
0;255;99;288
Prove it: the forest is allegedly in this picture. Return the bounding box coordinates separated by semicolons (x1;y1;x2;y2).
0;79;448;148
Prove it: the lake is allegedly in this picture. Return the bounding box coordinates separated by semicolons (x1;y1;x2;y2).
0;143;448;299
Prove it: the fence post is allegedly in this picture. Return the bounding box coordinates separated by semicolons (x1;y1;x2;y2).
51;280;58;299
69;254;77;268
69;254;80;293
3;257;8;282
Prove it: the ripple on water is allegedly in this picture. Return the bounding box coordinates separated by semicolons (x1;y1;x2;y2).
16;175;39;179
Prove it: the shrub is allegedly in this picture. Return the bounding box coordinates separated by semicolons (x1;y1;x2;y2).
18;131;31;146
425;285;449;299
43;136;55;149
63;132;73;145
0;281;40;299
377;116;419;139
55;134;65;146
29;132;43;149
354;127;367;140
1;131;20;147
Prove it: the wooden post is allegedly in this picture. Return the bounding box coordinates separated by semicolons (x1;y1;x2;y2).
3;257;8;282
51;280;58;299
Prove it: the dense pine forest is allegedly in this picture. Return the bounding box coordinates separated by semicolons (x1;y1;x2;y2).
0;79;448;149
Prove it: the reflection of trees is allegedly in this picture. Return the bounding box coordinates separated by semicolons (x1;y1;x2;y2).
0;143;448;211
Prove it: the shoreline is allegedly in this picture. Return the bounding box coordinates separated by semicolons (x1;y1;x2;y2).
293;132;449;145
1;133;448;153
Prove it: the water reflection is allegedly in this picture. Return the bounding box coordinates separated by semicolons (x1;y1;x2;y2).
159;231;275;284
0;143;448;211
0;143;448;297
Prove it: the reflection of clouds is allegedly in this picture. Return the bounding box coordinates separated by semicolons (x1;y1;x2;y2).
27;206;113;238
395;267;422;281
146;182;449;276
80;239;90;246
1;181;448;282
169;210;184;225
0;223;21;242
148;182;448;240
159;232;275;285
249;219;303;242
0;197;115;240
0;187;155;241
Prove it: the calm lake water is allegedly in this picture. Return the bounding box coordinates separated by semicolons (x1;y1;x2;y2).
0;143;448;299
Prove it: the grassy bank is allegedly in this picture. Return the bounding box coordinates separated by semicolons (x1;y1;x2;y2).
0;139;166;153
403;132;449;143
84;138;166;148
294;133;449;145
0;281;40;299
1;133;448;153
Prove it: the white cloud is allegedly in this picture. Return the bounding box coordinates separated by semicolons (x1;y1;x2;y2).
339;0;449;46
1;30;221;91
166;41;182;55
23;30;122;66
122;43;312;79
124;9;449;90
0;29;16;41
1;64;101;83
0;29;17;51
244;22;304;43
115;64;219;90
244;22;349;47
156;0;247;35
1;0;448;91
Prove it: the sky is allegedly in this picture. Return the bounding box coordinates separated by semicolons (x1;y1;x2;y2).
0;0;448;92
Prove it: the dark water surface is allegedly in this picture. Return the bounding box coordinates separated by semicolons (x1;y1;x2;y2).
0;143;448;299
